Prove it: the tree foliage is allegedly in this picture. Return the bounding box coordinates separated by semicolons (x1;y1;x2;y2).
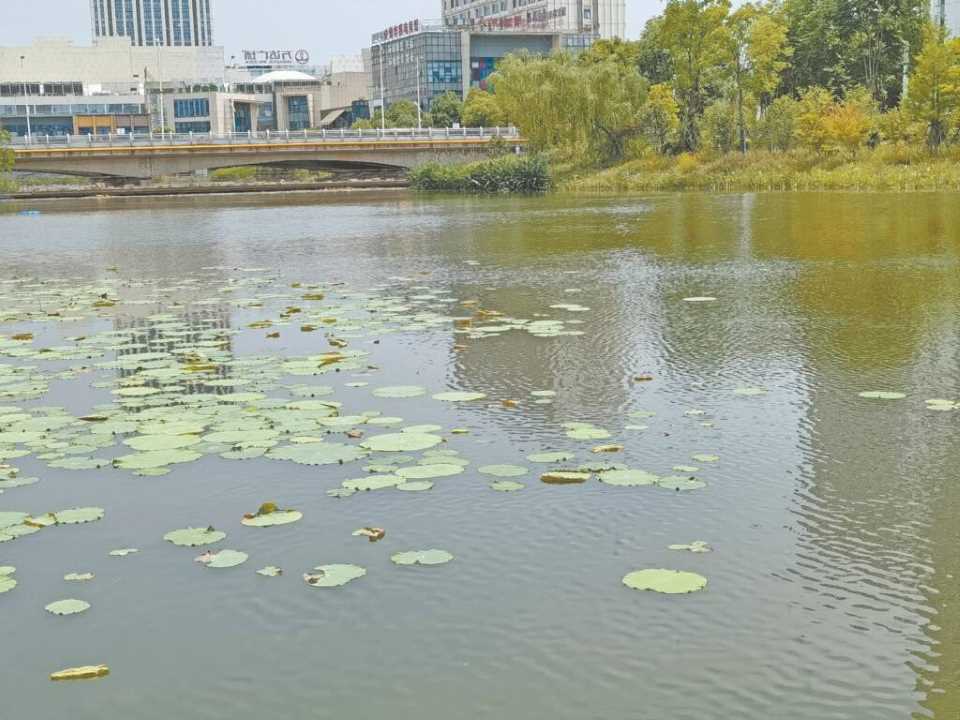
906;23;960;149
462;89;507;127
430;91;463;128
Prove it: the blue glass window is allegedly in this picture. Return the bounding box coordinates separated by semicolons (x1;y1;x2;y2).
174;99;209;118
286;96;310;131
175;121;211;133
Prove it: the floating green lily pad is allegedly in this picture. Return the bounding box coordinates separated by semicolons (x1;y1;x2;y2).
432;391;486;402
341;475;403;492
123;434;201;452
0;575;15;594
622;569;707;594
361;433;443;453
64;573;95;582
396;463;462;480
734;387;768;397
109;548;138;557
326;488;356;498
598;469;659;487
391;549;454;566
396;480;434;492
114;449;202;470
241;510;302;527
45;598;91;615
163;527;226;547
53;507;105;525
527;451;576;463
402;424;444;434
257;566;282;577
372;385;426;399
479;464;528;477
266;443;367;466
858;391;906;400
490;480;525;492
304;564;366;587
691;454;719;463
196;549;248;568
541;471;591;485
668;541;712;553
673;465;699;473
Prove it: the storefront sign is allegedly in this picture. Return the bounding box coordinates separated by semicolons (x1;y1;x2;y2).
242;49;310;66
372;19;421;44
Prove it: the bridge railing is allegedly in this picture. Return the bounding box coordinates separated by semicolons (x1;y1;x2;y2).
10;127;520;150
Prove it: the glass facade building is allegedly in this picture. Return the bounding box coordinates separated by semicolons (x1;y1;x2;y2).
371;28;464;113
90;0;214;46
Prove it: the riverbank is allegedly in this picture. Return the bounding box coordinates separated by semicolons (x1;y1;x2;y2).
1;178;408;201
558;149;960;193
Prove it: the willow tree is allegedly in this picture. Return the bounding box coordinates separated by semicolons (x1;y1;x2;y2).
659;0;731;151
494;53;648;163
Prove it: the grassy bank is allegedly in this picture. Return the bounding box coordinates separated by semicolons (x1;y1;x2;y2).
559;147;960;193
411;155;549;194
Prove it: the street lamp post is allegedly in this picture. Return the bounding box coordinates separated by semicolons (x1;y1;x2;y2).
416;56;423;130
19;56;32;143
376;39;386;131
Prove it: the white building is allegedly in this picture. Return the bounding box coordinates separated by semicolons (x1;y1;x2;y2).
441;0;625;39
0;37;225;94
933;0;960;35
91;0;215;47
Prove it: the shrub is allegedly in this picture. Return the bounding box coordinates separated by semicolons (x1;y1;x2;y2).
410;154;549;194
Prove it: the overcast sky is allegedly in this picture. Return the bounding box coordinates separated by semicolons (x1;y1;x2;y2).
1;1;663;63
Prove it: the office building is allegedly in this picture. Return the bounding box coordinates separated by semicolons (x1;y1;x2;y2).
369;20;600;115
90;0;215;47
932;0;960;35
441;0;625;40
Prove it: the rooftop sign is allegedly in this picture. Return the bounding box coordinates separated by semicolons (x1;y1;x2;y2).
242;49;310;66
372;19;421;44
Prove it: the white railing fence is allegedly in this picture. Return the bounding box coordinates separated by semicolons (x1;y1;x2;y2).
10;127;520;150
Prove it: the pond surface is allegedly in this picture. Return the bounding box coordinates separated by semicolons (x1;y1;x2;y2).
0;191;958;719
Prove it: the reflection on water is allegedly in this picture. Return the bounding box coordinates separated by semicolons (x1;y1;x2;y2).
0;191;958;719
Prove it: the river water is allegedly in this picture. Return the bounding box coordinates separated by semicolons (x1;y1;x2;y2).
0;191;957;719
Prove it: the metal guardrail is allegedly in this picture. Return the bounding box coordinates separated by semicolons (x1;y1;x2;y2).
11;127;520;150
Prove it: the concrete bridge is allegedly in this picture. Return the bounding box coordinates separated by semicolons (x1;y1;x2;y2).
9;127;522;179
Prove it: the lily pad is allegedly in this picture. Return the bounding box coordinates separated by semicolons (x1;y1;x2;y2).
303;564;366;587
45;598;91;616
673;465;699;473
114;449;202;470
479;464;528;477
53;507;105;525
390;549;454;566
372;385;426;399
123;434;201;452
241;509;302;527
266;443;367;466
195;549;248;568
341;475;404;492
858;391;907;400
541;471;591;485
163;527;226;547
527;451;576;464
326;488;356;498
50;665;110;682
396;480;434;492
257;566;283;577
622;569;707;594
691;454;719;463
657;476;707;491
682;297;717;303
669;541;712;553
64;573;95;582
490;480;525;492
396;463;462;480
598;469;659;487
361;433;443;453
109;548;138;557
432;391;486;402
734;387;768;397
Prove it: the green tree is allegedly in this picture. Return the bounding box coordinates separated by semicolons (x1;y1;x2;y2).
579;38;641;68
659;0;731;151
795;85;836;152
635;17;675;85
701;100;738;153
752;95;799;150
906;23;960;149
430;91;463;128
385;100;422;128
638;83;680;153
720;4;792;153
0;130;12;190
462;89;507;127
823;88;875;154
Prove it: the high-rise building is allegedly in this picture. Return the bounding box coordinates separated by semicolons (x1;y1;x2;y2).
90;0;215;47
441;0;626;40
933;0;960;35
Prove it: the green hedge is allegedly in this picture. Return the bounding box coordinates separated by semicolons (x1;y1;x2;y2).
410;154;550;194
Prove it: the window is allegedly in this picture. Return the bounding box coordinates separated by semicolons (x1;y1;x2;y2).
175;121;211;133
286;96;310;130
174;98;209;118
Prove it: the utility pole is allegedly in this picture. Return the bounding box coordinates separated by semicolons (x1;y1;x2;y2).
378;40;386;131
19;56;32;143
416;57;423;129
